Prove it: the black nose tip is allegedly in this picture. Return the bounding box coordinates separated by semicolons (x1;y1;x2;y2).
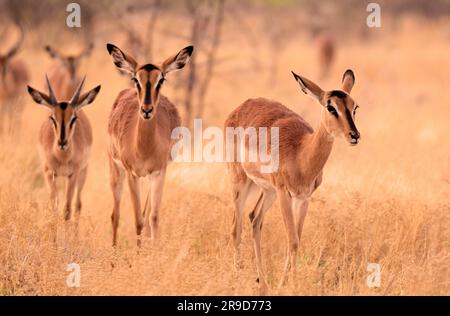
349;131;360;139
141;107;153;119
58;140;68;147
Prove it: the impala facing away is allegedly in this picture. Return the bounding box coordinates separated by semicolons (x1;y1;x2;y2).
27;76;100;231
225;69;360;294
106;43;193;246
44;43;94;101
0;24;29;133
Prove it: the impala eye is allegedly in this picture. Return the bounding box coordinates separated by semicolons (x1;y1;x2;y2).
50;116;57;127
132;77;141;92
327;104;338;117
131;77;139;85
69;116;77;129
156;77;165;90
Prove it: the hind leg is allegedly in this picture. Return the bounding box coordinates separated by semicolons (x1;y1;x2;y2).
249;188;276;295
229;165;253;269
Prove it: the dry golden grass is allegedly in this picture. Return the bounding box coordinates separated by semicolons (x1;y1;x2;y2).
0;15;449;296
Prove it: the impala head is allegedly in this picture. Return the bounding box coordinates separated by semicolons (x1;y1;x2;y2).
45;44;94;80
27;76;101;151
106;43;194;120
0;25;24;82
292;69;360;145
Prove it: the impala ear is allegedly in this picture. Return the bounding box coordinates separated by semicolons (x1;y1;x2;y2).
341;69;355;93
161;46;194;74
106;43;138;76
27;86;54;108
291;71;325;104
74;85;101;109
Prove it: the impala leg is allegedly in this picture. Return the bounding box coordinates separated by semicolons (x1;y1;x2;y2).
250;189;276;295
74;167;88;231
64;173;78;221
142;191;151;238
109;159;124;247
44;169;58;242
288;198;309;291
293;198;309;244
146;169;166;242
230;177;252;270
44;169;58;212
126;172;144;247
277;189;298;289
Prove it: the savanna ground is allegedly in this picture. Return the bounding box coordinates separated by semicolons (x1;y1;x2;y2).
0;1;449;295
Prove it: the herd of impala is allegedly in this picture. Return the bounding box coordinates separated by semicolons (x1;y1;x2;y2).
1;24;360;294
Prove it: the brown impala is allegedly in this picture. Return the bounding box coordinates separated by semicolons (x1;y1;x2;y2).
0;24;29;133
44;43;94;101
106;43;194;246
27;76;101;235
225;69;360;294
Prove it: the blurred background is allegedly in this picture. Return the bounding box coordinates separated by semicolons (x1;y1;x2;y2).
0;0;449;295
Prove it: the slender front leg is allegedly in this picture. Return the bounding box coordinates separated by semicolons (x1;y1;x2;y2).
277;189;299;289
64;173;78;221
44;168;58;212
293;198;309;243
146;169;166;242
109;159;124;247
74;167;88;234
142;191;152;238
126;172;144;246
44;168;58;242
75;168;87;217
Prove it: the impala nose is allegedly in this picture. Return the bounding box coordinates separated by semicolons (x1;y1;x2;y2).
58;140;68;150
349;131;360;145
141;106;154;120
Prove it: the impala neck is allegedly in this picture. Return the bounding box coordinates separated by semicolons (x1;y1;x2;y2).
135;111;158;158
299;120;334;181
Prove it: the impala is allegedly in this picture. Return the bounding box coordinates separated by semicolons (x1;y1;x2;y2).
44;43;94;100
106;43;193;246
225;69;360;294
27;76;100;230
317;33;335;78
0;24;29;133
